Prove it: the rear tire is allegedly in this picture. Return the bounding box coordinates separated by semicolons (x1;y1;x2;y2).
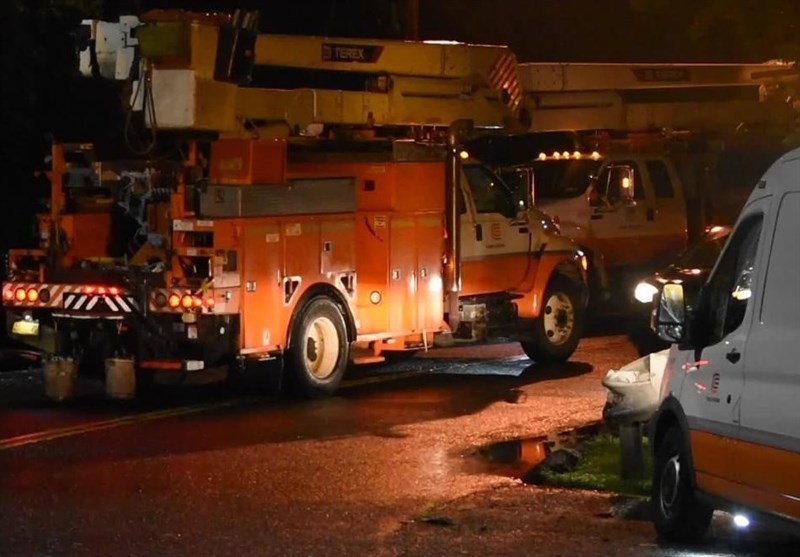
520;275;583;363
652;427;713;543
287;296;349;398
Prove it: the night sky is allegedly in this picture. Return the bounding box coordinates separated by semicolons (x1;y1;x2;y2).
126;0;731;62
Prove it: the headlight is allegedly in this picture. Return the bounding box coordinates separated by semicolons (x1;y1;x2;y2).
634;281;659;304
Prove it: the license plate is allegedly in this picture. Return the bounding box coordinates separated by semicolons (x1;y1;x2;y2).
12;320;40;336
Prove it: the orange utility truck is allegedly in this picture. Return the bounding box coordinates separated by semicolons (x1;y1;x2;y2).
3;10;587;397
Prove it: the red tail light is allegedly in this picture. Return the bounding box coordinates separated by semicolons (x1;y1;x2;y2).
3;289;14;301
205;297;215;308
26;289;39;302
168;294;181;308
14;288;26;302
181;295;194;309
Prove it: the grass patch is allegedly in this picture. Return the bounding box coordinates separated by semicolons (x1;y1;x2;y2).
541;434;653;496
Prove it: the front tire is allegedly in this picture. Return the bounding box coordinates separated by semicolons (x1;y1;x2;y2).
520;275;583;363
652;427;713;543
287;296;349;398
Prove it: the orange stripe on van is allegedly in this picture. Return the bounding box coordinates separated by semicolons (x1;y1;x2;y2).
689;429;733;490
691;429;800;520
733;438;800;520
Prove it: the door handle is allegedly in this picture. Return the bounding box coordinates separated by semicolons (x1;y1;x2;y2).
646;208;655;221
726;349;741;364
475;224;483;241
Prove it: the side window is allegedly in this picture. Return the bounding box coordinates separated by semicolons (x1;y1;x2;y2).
599;161;644;203
646;160;675;198
702;214;763;342
463;165;517;218
761;193;800;327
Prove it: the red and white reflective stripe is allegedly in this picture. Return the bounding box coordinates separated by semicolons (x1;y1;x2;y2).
1;283;80;308
488;51;522;110
2;283;138;313
63;292;138;313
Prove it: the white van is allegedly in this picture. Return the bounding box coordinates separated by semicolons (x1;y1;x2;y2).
649;147;800;541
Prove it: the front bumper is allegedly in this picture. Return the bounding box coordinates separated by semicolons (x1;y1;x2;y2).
601;349;670;425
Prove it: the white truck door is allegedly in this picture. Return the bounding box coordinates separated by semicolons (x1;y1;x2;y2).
588;159;648;267
641;158;687;261
679;204;765;491
737;190;800;516
459;164;533;293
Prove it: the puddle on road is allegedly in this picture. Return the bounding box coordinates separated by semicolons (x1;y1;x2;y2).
464;422;606;483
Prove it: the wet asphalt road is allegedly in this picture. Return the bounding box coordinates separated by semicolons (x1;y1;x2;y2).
0;331;797;557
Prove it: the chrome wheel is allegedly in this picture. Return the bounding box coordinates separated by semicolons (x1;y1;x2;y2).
542;291;575;346
659;454;681;520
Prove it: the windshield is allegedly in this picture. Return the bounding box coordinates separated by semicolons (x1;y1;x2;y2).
674;228;730;269
531;159;603;200
463;164;519;218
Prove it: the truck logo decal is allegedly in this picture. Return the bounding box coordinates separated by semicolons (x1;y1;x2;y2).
491;222;502;241
322;43;384;63
711;372;720;394
633;67;690;83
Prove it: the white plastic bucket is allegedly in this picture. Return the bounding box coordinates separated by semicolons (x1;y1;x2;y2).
105;358;136;399
43;358;77;401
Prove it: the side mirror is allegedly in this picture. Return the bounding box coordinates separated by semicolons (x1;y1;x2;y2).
653;282;687;343
602;164;636;206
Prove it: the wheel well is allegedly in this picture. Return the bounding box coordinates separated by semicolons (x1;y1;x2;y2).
651;408;703;488
553;262;583;288
286;284;357;349
653;411;680;453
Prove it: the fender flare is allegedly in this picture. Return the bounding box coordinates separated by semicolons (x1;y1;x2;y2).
650;394;699;488
285;283;357;350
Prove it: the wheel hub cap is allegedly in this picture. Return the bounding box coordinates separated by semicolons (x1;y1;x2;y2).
659;454;681;518
303;316;340;380
543;292;575;346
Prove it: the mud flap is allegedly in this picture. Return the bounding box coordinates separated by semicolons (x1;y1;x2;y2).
236;355;284;395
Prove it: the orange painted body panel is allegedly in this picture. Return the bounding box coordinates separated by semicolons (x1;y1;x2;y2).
461;251;575;319
461;254;534;297
689;429;735;489
733;439;800;520
238;214;356;351
39;213;112;264
690;429;800;521
210;138;287;185
241;222;288;350
354;212;444;335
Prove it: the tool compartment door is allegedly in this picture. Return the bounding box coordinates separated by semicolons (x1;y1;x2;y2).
242;223;285;350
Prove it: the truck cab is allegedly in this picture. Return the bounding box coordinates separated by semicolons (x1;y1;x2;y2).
530;151;687;270
649;147;800;542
